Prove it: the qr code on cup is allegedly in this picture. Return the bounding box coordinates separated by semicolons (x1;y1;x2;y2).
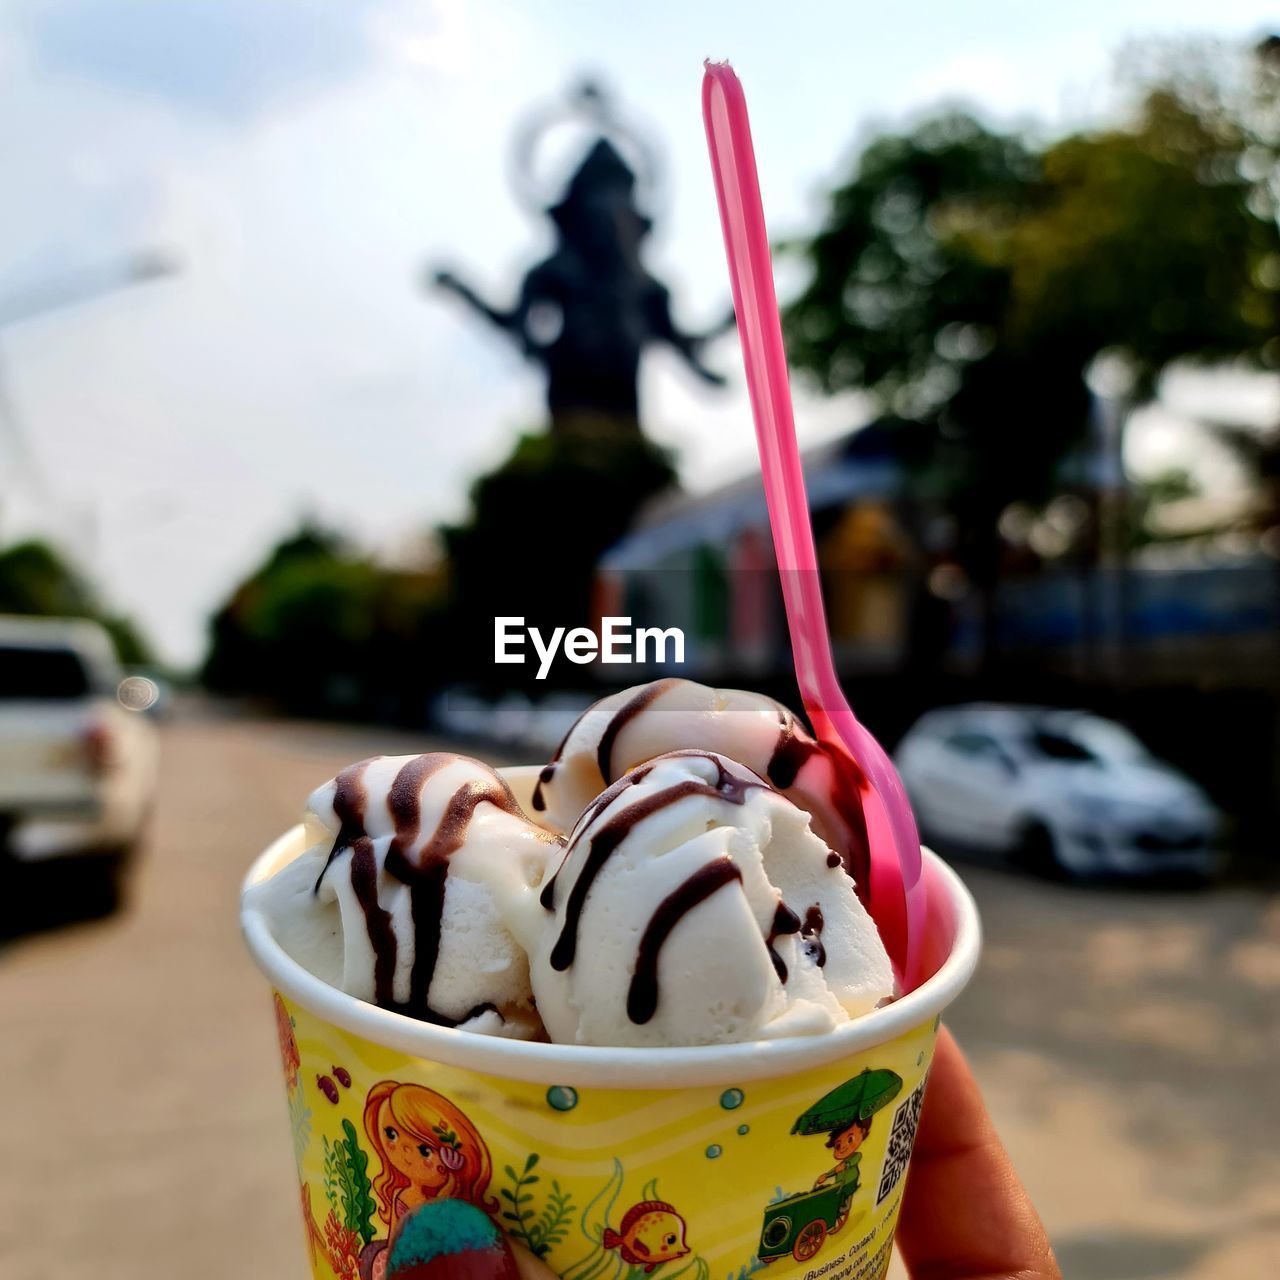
876;1071;929;1205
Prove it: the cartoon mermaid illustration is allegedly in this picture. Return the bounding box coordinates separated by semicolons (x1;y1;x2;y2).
362;1081;496;1249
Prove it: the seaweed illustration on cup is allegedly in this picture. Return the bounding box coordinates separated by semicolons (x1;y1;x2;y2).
500;1152;576;1259
289;1086;313;1167
324;1119;378;1251
755;1069;903;1265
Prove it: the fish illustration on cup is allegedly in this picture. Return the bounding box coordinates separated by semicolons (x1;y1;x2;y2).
603;1200;691;1273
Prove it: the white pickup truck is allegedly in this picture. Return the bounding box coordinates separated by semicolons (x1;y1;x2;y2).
0;616;158;883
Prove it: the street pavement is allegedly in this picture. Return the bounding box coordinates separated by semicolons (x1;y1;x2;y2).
1;709;1276;1279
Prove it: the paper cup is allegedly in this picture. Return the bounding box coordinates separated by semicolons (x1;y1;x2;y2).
242;766;980;1280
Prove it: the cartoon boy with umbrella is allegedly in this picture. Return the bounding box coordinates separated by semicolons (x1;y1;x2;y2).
794;1069;904;1195
756;1068;907;1264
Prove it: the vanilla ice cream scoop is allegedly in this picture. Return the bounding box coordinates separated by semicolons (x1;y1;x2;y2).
520;750;895;1047
245;752;561;1035
530;679;872;895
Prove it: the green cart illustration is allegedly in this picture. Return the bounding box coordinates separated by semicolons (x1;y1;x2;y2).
757;1167;858;1263
757;1068;904;1265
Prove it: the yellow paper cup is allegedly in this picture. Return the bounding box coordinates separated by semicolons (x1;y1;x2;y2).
242;766;980;1280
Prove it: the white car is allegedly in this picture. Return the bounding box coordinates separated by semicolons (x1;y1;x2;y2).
0;617;158;887
895;704;1220;877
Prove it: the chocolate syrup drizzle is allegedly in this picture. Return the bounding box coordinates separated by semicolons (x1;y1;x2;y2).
314;754;548;1027
801;903;827;967
766;903;802;983
519;679;877;1029
541;751;765;973
627;856;743;1025
531;680;872;907
314;757;377;888
530;678;679;813
766;707;872;905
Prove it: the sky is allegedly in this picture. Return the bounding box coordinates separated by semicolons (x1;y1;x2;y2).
1;0;1277;665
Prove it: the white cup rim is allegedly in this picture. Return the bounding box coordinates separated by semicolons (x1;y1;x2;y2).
241;790;981;1089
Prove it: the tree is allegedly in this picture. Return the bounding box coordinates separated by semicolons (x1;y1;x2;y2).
784;44;1280;662
0;538;153;665
0;540;97;617
441;417;675;686
202;524;446;716
783;113;1088;657
1005;87;1278;385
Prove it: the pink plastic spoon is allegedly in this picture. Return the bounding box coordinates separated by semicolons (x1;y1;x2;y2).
702;60;927;991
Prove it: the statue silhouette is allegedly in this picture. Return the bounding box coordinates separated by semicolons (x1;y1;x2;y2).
434;128;725;434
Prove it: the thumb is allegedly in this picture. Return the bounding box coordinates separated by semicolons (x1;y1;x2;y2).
510;1243;560;1280
380;1199;556;1280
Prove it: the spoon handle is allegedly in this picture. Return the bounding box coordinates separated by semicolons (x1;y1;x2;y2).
702;61;926;988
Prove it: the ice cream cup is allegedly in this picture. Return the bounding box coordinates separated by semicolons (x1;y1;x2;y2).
242;766;980;1280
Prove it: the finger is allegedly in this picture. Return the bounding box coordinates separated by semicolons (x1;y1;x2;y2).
511;1242;560;1280
894;1029;1059;1280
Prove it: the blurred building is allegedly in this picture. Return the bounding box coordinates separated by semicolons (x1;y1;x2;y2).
594;419;1280;848
596;421;910;684
600;418;1280;685
958;556;1280;688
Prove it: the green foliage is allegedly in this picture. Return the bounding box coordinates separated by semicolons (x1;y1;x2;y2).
786;78;1278;427
443;419;675;687
0;539;153;664
202;522;445;715
99;614;153;667
528;1180;575;1258
0;540;96;616
783;42;1280;661
500;1152;543;1252
323;1119;376;1247
1005;89;1278;384
785;112;1039;404
498;1152;577;1258
322;1136;341;1213
784;109;1093;572
287;1085;312;1167
200;418;674;707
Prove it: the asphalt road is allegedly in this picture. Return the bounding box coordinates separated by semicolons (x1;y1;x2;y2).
1;710;1276;1279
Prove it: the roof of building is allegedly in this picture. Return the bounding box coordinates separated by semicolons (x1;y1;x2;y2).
601;419;904;569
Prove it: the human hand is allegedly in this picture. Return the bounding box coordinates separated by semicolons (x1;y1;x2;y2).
895;1028;1060;1279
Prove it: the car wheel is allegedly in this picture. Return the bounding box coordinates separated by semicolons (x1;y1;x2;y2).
66;846;133;921
65;848;131;921
1016;823;1065;880
0;834;19;935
